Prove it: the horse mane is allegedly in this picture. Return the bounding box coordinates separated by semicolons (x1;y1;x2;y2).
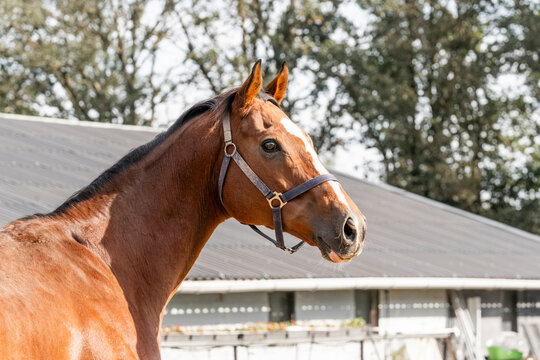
40;89;279;217
46;90;236;216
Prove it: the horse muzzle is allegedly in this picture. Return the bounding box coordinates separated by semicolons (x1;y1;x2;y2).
313;213;366;263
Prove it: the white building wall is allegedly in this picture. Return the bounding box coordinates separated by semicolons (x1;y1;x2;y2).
517;290;540;336
378;289;450;332
295;290;355;321
164;292;269;326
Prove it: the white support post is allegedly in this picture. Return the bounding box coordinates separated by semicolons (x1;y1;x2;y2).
450;290;482;360
467;296;482;360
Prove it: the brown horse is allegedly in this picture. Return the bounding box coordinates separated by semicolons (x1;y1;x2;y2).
0;61;365;359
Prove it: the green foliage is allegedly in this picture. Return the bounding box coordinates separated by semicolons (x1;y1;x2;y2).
326;0;539;234
175;0;355;139
0;0;180;125
341;317;366;328
496;0;540;102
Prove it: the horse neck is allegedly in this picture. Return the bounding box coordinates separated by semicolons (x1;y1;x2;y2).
58;113;227;330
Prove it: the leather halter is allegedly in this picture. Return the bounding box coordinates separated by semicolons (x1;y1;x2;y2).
217;111;338;254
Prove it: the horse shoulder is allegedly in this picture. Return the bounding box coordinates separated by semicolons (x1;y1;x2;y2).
0;219;139;359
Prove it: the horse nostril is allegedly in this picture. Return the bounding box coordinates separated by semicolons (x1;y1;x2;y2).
343;217;357;243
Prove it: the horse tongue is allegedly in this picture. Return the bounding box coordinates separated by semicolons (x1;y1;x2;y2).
328;251;342;263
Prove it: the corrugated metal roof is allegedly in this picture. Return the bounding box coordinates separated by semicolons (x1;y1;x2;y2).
1;114;539;281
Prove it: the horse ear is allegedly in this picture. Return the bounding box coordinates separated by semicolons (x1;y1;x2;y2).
232;60;263;116
264;62;288;104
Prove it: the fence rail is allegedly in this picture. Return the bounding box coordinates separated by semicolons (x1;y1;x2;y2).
162;329;455;348
161;328;456;360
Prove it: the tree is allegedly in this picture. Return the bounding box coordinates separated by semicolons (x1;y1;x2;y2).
485;0;540;233
173;0;356;148
0;0;181;125
497;0;540;103
1;0;355;129
0;2;49;115
326;0;538;233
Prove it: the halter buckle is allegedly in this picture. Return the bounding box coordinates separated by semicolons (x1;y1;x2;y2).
267;192;287;208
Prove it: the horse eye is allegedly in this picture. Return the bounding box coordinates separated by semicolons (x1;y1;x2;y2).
262;139;280;153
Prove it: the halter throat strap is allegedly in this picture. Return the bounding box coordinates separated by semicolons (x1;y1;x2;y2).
217;112;338;254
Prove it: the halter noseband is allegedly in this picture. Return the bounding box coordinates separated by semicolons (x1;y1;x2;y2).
217;112;338;254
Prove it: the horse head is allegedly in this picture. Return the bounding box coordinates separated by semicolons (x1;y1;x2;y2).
219;60;366;262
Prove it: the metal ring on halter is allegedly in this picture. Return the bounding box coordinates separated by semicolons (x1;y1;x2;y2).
267;192;287;209
224;143;236;157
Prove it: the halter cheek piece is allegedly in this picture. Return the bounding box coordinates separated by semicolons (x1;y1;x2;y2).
217;112;338;254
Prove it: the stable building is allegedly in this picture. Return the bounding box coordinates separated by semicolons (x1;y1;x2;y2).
1;113;540;358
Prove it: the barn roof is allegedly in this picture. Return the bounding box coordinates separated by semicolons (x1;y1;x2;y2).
1;113;539;283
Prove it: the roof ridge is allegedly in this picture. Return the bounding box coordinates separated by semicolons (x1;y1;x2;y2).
332;169;540;243
0;112;161;133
